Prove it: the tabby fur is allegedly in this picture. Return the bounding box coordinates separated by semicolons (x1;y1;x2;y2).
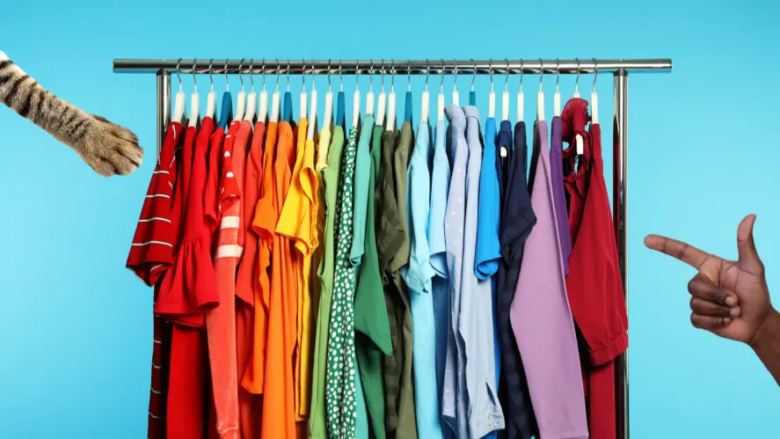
0;51;143;176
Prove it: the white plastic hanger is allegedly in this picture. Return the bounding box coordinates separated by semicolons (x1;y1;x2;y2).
172;59;187;124
376;61;386;126
488;60;496;118
270;59;281;124
573;58;581;99
323;60;334;129
553;60;562;117
536;59;545;122
244;60;257;123
307;66;317;140
258;59;268;123
452;64;460;106
517;59;524;123
352;62;361;128
385;65;396;131
188;60;200;128
502;59;510;122
591;59;599;125
234;59;246;122
206;59;217;120
437;59;445;121
421;60;430;124
366;61;375;116
300;62;308;123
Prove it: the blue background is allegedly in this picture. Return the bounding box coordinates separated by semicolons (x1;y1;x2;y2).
1;0;778;438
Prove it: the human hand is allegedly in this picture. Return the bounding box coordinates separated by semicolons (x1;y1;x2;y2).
644;215;774;346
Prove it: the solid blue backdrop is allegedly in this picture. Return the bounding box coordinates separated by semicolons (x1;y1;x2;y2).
1;1;778;438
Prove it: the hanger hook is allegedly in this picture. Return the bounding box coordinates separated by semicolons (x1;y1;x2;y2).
489;59;494;92
575;58;581;93
286;60;291;91
261;58;266;91
470;58;477;91
556;58;561;91
380;59;385;91
275;59;280;91
592;58;598;91
238;58;245;90
407;60;412;92
356;61;360;90
191;58;198;90
224;59;230;91
453;64;458;90
539;58;544;91
311;61;316;88
301;61;306;88
248;59;254;91
440;58;445;94
425;59;430;92
519;58;524;91
175;58;183;91
327;59;332;91
504;59;510;92
338;59;343;92
208;58;214;91
368;59;374;92
390;59;395;92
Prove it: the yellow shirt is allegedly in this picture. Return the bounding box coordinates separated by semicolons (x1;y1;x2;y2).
276;117;318;420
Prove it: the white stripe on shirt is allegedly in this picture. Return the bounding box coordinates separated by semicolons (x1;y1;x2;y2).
220;215;240;229
215;244;244;259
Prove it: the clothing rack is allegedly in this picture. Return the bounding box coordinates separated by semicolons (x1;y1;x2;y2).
113;57;673;439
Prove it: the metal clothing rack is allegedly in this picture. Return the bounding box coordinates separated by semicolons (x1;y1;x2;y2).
113;57;673;439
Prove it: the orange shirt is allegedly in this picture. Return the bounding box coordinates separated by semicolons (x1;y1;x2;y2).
260;120;299;439
243;121;278;393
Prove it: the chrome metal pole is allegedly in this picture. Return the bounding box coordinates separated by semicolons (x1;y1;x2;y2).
614;69;629;439
156;69;170;162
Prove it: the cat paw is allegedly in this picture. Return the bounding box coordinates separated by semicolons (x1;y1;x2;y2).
75;115;144;177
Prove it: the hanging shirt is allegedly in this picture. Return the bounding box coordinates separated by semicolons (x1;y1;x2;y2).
550;116;572;275
310;124;344;439
207;119;249;439
355;121;393;439
325;124;360;439
459;106;504;438
562;98;628;439
403;120;443;439
475;117;501;279
277;117;317;421
261;119;299;439
428;118;451;431
243;120;277;394
511;121;588;439
496;121;537;439
441;105;468;438
234;119;266;439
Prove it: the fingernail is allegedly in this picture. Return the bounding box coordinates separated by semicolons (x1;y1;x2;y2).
730;307;741;318
725;296;737;306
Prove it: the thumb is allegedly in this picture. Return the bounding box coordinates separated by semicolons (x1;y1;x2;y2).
737;214;764;274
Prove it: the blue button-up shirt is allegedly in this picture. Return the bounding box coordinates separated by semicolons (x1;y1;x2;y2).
476;117;502;279
403;121;443;439
442;105;469;438
461;106;504;439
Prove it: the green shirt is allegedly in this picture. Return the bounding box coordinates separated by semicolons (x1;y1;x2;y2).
310;125;345;439
356;122;393;439
326;125;360;439
377;122;418;439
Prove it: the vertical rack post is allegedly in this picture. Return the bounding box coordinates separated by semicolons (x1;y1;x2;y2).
613;69;629;439
156;69;171;161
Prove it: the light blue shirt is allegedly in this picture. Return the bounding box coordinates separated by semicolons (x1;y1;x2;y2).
461;106;504;439
403;122;443;439
428;119;451;425
442;105;469;438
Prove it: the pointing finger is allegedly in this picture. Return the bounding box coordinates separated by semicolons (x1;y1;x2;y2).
644;234;714;270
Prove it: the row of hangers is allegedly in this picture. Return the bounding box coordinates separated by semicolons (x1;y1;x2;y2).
171;58;601;155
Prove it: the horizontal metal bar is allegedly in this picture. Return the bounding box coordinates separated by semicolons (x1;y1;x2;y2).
113;58;672;75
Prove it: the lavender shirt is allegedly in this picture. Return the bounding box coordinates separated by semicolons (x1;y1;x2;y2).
510;121;588;439
550;116;572;275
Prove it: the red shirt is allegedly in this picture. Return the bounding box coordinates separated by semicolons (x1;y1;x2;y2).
562;98;628;439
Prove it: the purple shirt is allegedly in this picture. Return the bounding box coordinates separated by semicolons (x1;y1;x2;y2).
550;116;572;275
510;121;588;439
